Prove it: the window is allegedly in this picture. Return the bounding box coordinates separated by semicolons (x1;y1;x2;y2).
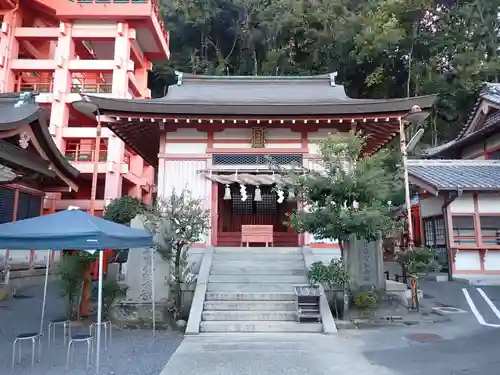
0;187;14;224
452;216;476;245
423;216;446;247
480;216;500;245
16;193;41;221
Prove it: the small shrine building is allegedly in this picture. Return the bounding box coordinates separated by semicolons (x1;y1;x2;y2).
73;73;436;249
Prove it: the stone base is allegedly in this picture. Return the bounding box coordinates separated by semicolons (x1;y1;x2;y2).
110;301;174;329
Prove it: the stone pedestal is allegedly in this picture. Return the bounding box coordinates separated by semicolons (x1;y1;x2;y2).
345;238;385;293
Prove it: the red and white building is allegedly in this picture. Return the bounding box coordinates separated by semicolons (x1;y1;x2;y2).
409;83;500;282
0;0;169;215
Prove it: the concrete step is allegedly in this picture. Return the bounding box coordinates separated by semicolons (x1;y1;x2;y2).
205;292;295;301
214;247;302;254
203;300;296;311
202;310;296;321
200;321;322;333
213;253;304;261
207;282;296;293
208;274;308;283
210;266;307;275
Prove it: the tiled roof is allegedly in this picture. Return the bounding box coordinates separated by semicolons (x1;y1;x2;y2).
407;159;500;193
423;83;500;158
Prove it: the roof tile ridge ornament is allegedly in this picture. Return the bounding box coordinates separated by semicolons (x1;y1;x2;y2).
329;72;338;87
175;70;184;86
14;91;39;107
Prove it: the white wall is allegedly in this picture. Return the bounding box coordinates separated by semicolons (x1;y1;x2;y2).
477;193;500;213
449;193;474;213
420;195;445;217
455;250;481;271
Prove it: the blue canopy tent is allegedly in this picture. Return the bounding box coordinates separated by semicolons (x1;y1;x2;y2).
0;209;154;374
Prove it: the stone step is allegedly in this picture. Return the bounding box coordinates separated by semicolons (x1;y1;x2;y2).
203;300;296;311
208;274;308;283
202;310;296;321
205;292;295;301
210;267;307;275
207;282;296;293
200;321;322;333
214;247;302;254
213;253;304;261
211;260;305;268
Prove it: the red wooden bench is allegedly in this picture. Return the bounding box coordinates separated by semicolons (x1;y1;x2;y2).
241;225;274;247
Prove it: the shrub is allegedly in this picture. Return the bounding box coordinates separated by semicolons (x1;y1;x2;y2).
353;291;378;310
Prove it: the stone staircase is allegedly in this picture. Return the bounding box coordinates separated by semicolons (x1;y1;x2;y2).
200;247;323;333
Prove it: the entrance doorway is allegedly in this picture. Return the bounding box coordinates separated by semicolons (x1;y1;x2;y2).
216;184;298;247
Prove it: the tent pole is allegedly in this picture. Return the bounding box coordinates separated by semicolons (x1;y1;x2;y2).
40;249;51;336
151;247;156;337
95;250;104;374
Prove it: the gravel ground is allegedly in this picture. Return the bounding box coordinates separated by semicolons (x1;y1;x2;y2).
0;283;182;375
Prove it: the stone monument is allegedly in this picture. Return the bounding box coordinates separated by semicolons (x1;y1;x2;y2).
345;237;385;293
110;215;171;328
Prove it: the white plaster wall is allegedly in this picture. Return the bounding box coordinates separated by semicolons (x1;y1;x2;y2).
487;133;500;150
214;129;252;140
420;196;445;217
484;251;500;271
265;143;302;149
212;143;252;148
449;193;475;213
455;250;481;271
165;143;206;154
166;128;207;139
308;128;340;141
266;129;301;140
477;193;500;213
461;143;484;159
162;159;209;200
161;159;211;242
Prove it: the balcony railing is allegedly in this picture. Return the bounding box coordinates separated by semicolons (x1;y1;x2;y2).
68;0;169;47
15;79;113;94
16;81;53;93
65;151;108;163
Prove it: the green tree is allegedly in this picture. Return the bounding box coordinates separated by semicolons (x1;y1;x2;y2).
152;0;500;145
103;196;150;226
277;132;399;256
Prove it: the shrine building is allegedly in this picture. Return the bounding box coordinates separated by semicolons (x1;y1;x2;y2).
73;73;436;249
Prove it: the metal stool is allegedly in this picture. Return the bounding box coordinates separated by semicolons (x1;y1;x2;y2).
66;333;93;371
12;332;41;368
48;319;71;346
90;321;112;350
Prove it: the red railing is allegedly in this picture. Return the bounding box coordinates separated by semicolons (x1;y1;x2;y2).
15;78;113;94
65;141;108;163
